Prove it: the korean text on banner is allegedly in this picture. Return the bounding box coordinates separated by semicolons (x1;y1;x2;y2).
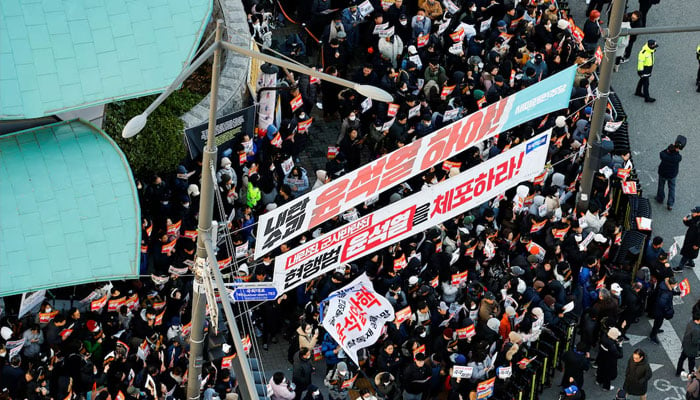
321;274;395;365
274;131;552;294
254;66;576;257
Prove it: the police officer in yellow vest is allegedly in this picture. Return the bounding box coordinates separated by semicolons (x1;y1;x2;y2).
635;39;658;102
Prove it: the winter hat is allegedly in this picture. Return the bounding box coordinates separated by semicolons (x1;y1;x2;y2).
221;157;232;167
444;328;454;338
337;361;348;373
505;306;516;317
187;184;200;197
607;327;621;340
509;331;522;343
565;385;579;396
532;307;544;318
487;317;501;332
557;19;570;30
87;320;101;333
408;45;418;55
408;276;419;285
551;172;565;188
0;326;12;340
511;265;525;277
611;283;623;296
516;185;529;198
454;354;467;365
439;302;450;312
555;116;567;128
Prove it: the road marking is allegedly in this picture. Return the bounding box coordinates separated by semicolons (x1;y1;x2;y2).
650;363;664;372
648;319;682;366
626;334;647;346
653;378;686;399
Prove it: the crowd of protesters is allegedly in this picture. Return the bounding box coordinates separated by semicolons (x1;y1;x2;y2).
3;0;700;399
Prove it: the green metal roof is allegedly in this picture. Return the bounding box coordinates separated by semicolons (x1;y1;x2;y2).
0;119;140;296
0;0;212;119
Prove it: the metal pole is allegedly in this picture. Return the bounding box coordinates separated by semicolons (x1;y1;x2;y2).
577;0;627;211
219;41;392;102
186;19;223;400
202;237;259;400
622;24;700;36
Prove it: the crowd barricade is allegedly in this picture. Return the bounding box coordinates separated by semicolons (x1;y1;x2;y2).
495;314;578;400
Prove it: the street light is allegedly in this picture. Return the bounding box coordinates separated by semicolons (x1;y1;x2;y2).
122;19;393;400
122;34;393;139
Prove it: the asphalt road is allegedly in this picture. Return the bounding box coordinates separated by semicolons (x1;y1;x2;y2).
541;0;700;399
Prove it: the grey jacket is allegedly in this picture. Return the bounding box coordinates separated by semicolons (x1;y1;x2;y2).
682;321;700;356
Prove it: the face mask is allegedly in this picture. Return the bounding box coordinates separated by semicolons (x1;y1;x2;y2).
45;306;52;312
305;327;313;334
336;22;342;27
299;113;306;120
419;331;427;338
183;203;190;208
263;260;271;266
400;19;408;25
417;15;424;21
313;391;321;396
470;6;477;11
349;115;356;121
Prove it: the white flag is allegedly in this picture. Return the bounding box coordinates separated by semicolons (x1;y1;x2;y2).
321;274;394;364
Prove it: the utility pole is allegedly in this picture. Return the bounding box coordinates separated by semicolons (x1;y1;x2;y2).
577;0;627;212
186;20;223;400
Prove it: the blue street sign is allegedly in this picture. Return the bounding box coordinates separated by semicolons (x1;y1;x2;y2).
232;287;278;301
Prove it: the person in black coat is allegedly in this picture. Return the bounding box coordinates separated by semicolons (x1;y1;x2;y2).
623;349;653;398
293;348;314;400
560;342;591;388
596;327;623;391
680;208;700;268
655;142;683;210
650;278;677;343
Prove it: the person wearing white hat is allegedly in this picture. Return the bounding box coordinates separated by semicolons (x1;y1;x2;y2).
596;327;623;391
216;156;237;187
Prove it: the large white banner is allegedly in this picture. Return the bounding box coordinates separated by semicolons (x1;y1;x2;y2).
274;131;552;293
321;273;394;365
254;66;576;257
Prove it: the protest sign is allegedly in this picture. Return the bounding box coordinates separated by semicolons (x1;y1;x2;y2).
255;67;576;258
273;132;551;293
321;274;394;364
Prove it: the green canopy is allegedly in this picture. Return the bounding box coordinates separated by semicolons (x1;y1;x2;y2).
0;0;212;119
0;119;140;296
